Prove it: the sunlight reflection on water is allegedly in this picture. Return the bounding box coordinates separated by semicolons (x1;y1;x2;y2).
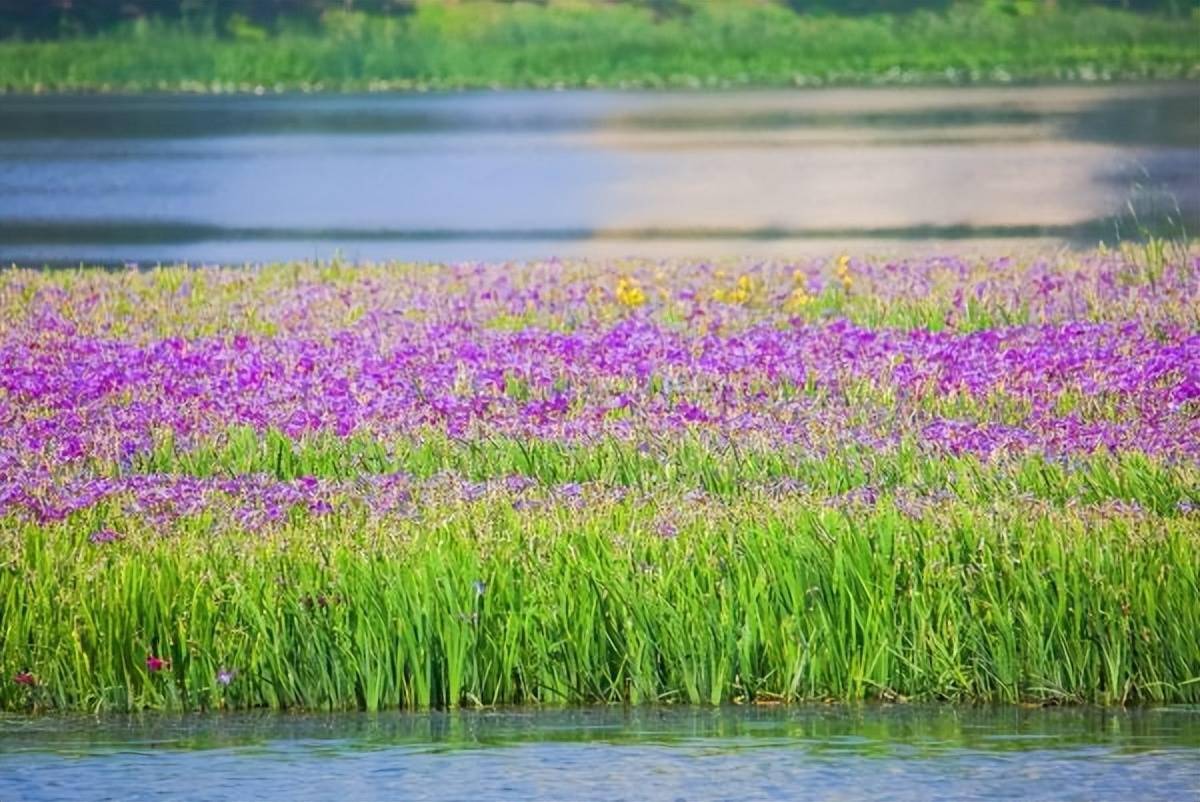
1;83;1195;265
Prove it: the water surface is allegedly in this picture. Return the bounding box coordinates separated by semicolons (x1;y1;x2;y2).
1;84;1196;264
1;705;1198;801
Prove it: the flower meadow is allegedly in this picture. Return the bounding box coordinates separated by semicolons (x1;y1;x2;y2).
1;248;1198;711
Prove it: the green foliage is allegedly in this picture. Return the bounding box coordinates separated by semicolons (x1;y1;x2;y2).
130;428;1200;514
3;429;1199;712
2;490;1196;712
0;2;1195;91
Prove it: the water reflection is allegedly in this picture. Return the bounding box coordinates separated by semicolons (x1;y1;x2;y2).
3;705;1197;756
0;84;1196;265
1;706;1197;802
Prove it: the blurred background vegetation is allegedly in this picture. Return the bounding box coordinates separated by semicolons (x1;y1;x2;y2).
1;0;1193;39
0;0;1195;90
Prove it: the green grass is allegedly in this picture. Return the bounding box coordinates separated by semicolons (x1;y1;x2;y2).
3;491;1197;712
3;432;1198;712
129;428;1200;514
1;2;1196;93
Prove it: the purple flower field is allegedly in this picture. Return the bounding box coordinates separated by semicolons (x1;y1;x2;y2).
2;250;1197;518
1;249;1198;710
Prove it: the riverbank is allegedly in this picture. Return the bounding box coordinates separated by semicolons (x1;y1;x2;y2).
1;4;1197;93
1;248;1198;712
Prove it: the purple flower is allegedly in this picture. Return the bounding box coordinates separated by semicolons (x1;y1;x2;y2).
504;475;535;493
145;654;169;673
216;667;236;686
460;482;487;502
88;528;122;544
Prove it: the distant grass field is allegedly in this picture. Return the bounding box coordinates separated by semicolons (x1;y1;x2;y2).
0;3;1196;92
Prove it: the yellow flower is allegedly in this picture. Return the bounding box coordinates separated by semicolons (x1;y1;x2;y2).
835;254;853;291
616;277;646;307
713;275;754;305
784;286;811;312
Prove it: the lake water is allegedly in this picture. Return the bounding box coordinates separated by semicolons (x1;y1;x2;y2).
1;706;1197;802
1;83;1196;265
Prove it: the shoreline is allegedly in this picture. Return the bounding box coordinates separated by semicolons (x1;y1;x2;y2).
4;71;1198;96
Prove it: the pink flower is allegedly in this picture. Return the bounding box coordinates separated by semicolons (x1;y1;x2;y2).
13;671;36;686
146;654;169;673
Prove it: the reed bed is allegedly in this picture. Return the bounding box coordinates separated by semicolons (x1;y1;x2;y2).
1;246;1198;711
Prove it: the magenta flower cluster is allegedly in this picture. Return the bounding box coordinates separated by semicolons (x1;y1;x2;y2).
0;252;1196;530
3;309;1195;462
